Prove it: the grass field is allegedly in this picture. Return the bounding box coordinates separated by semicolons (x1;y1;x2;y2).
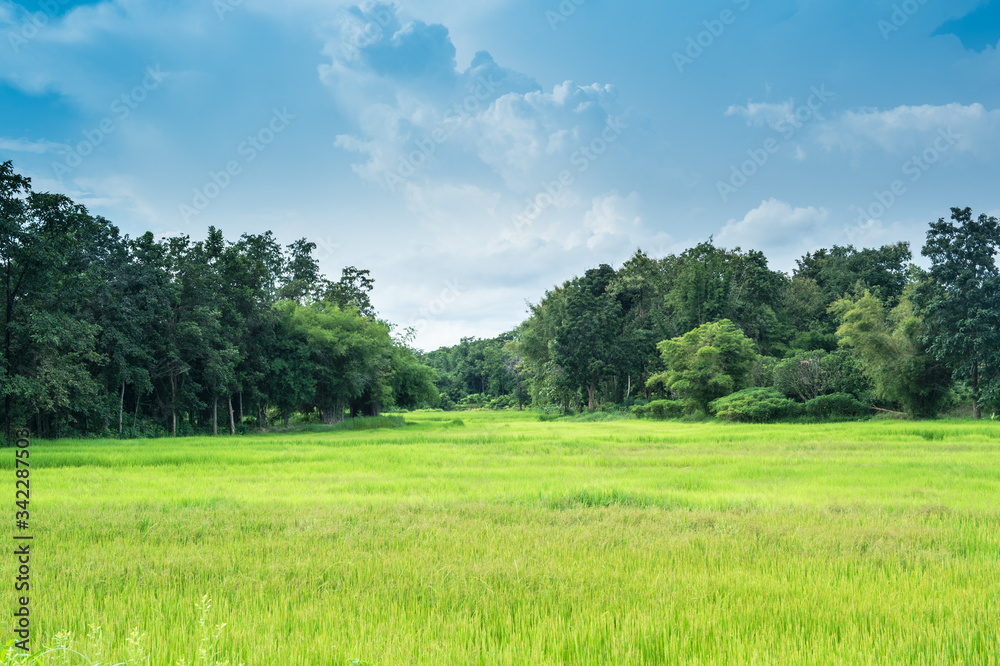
4;411;1000;665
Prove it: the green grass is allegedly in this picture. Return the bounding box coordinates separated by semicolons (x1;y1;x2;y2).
4;411;1000;664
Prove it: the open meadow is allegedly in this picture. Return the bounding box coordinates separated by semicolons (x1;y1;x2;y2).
4;411;1000;665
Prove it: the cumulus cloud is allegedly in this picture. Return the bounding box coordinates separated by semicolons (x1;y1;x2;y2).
578;191;642;250
323;0;651;319
716;198;832;272
326;2;627;198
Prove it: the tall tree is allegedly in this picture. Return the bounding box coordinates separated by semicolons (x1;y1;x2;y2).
916;207;1000;419
551;265;623;411
325;266;377;319
0;161;33;442
831;289;952;418
279;238;323;304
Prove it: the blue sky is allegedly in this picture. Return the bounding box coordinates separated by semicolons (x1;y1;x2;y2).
2;0;999;350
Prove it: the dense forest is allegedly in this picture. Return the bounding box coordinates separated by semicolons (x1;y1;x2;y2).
0;161;437;440
3;159;999;439
423;210;1000;422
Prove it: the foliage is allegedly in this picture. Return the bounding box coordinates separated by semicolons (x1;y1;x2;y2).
709;387;799;423
421;333;524;410
803;392;869;419
772;349;870;403
831;290;953;418
915;207;1000;418
631;399;685;420
0;161;438;441
648;320;758;412
2;159;993;428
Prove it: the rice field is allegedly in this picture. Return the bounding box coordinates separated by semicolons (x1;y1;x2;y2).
4;411;1000;665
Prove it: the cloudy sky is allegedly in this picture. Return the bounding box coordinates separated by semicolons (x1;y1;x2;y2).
2;0;999;350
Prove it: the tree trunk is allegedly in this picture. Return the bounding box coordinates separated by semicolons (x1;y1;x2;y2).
228;396;236;435
238;392;244;424
213;394;218;436
971;363;981;420
118;379;125;435
323;398;346;424
626;375;632;401
587;379;596;412
170;372;178;436
133;394;140;432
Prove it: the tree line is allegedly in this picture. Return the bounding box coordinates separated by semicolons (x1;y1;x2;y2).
4;154;997;435
424;207;1000;420
0;161;437;441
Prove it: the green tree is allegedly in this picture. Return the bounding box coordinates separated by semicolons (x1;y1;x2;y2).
648;320;757;413
663;241;788;354
915;207;1000;419
551;265;623;410
278;238;323;304
831;290;952;418
772;350;870;403
795;243;912;307
325;266;377;319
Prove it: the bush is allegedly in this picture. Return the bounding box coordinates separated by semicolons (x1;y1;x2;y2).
803;393;869;419
631;399;685;420
488;394;515;410
564;411;636;422
326;416;406;432
710;387;799;423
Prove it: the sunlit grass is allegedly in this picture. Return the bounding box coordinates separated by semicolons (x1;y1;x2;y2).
3;411;999;664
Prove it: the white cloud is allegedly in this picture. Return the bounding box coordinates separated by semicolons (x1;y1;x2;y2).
579;191;642;250
818;103;1000;155
0;137;66;154
716;199;832;272
725;99;795;130
0;1;195;108
470;82;621;190
325;3;625;197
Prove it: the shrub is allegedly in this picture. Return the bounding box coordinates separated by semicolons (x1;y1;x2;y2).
710;387;799;423
564;411;636;422
327;416;406;432
803;393;869;419
631;399;685;420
